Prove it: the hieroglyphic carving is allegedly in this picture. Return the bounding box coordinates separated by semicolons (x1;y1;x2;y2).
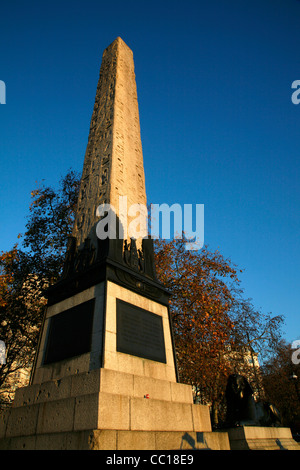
72;38;147;253
73;46;118;246
123;239;145;273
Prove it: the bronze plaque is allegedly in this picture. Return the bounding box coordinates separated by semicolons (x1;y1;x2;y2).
116;299;166;363
44;299;95;365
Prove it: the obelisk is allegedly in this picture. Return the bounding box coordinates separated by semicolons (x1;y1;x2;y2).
73;37;147;249
0;38;227;450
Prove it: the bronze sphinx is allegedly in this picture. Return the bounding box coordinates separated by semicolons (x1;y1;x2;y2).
225;374;281;427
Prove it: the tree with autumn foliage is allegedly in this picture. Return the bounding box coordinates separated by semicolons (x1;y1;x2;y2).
154;238;238;415
261;340;300;434
154;237;284;427
0;246;47;406
22;169;80;283
0;170;80;407
229;297;284;400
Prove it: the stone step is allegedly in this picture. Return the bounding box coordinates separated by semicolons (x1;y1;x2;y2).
1;390;211;440
226;426;300;450
0;429;230;450
13;368;193;408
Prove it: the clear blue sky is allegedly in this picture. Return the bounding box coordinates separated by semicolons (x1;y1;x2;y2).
0;0;299;344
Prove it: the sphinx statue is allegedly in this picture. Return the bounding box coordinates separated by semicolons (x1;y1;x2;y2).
225;374;281;428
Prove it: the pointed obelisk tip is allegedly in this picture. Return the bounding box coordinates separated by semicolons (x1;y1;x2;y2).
109;36;132;53
114;36;125;44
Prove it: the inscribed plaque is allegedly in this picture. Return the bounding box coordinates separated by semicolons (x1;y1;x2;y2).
44;299;95;364
116;299;166;363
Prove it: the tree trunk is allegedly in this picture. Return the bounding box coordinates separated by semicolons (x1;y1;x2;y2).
211;400;219;428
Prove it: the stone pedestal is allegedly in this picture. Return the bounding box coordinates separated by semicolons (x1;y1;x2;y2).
0;368;229;450
226;426;300;450
32;280;178;385
0;275;229;450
